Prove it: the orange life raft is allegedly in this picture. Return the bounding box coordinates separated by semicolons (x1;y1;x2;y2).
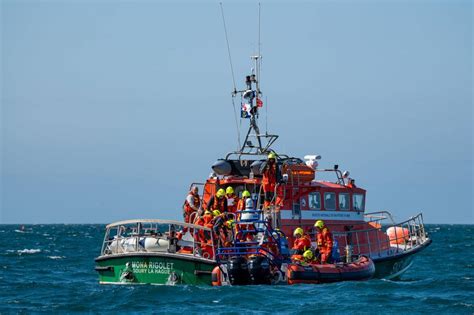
287;256;375;284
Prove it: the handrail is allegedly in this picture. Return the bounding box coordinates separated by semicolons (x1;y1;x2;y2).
364;210;396;224
106;219;212;231
330;212;429;258
101;220;217;261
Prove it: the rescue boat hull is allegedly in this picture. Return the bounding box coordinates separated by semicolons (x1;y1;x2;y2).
287;256;375;284
372;238;432;280
95;252;215;285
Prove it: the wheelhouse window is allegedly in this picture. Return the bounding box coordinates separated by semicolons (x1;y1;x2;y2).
308;192;321;210
339;193;350;210
353;194;365;211
324;192;336;210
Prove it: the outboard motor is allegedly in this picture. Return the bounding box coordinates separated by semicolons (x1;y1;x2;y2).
247;256;271;285
227;256;249;285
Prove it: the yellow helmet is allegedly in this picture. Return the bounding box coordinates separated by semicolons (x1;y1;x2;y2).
216;189;225;198
303;250;313;260
314;220;325;229
267;152;276;160
212;210;221;217
293;227;304;237
226;186;234;195
204;210;211;215
242;190;251;198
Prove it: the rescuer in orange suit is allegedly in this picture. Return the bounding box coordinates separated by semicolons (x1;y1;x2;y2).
237;190;251;211
183;186;201;224
314;220;333;264
206;189;228;213
225;186;239;213
291;227;312;255
260;152;281;209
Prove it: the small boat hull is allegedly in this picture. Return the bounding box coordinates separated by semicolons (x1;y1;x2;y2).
95;252;215;285
287;256;375;284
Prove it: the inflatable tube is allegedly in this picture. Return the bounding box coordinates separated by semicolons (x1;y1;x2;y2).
387;227;410;245
287;256;375;284
211;266;222;286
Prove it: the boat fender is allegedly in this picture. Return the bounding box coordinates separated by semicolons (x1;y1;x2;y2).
211;266;222;286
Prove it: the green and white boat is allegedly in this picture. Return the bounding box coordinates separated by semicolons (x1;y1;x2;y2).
95;219;217;285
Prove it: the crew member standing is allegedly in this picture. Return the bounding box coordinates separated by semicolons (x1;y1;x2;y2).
260;152;281;209
314;220;333;264
237;190;251;211
225;186;239;213
183;186;201;223
206;188;228;213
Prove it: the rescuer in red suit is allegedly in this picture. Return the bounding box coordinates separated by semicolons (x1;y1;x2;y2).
183;186;201;223
314;220;333;264
292;227;312;255
260;152;281;209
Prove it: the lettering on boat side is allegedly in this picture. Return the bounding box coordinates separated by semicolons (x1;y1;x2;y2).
280;210;364;221
130;261;174;274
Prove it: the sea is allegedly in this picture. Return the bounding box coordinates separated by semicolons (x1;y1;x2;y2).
0;224;472;314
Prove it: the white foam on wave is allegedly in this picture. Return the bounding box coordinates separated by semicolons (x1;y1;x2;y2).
17;249;41;254
48;256;65;260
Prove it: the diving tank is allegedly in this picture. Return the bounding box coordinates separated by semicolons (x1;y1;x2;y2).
211;159;232;176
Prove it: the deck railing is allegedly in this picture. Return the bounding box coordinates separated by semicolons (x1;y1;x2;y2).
331;212;429;258
100;219;216;260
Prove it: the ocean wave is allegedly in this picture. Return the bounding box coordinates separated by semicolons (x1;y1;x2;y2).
48;256;66;260
17;249;41;254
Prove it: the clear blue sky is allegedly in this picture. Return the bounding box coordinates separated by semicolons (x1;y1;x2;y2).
1;1;472;224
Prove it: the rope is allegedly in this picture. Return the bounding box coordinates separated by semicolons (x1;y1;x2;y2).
219;3;237;92
220;2;240;149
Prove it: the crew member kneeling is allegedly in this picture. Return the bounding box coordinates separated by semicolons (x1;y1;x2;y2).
291;227;311;255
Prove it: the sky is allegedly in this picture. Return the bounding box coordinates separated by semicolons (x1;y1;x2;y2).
1;0;472;224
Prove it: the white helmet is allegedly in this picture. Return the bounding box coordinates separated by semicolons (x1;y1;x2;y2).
245;198;254;210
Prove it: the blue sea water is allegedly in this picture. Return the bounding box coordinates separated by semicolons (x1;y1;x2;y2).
0;224;472;314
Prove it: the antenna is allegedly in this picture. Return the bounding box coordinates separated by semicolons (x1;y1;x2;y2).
219;2;240;149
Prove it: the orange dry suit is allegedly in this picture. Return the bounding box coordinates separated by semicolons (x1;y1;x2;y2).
292;235;312;254
317;227;333;264
183;191;200;223
237;198;247;212
226;193;239;214
206;195;228;213
260;161;281;208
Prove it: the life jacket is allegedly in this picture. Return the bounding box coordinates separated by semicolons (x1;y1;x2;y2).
184;192;200;215
292;235;311;251
317;227;333;253
226;194;239;213
262;163;277;191
211;196;226;212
